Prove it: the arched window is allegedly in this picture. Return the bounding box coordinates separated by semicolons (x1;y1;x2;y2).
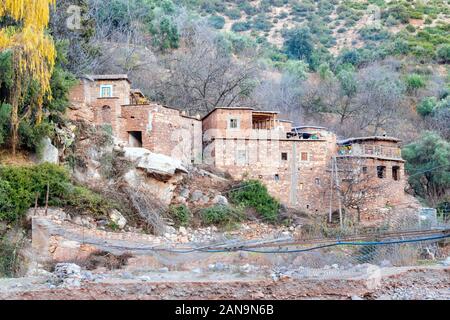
101;105;112;124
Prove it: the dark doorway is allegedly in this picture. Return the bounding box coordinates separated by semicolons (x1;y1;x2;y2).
128;131;143;147
101;105;112;124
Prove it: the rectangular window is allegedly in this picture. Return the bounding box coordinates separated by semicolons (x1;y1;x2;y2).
301;152;308;161
281;152;288;161
229;118;239;129
100;85;113;98
362;166;368;174
392;166;400;181
377;166;386;179
315;178;320;185
274;174;280;181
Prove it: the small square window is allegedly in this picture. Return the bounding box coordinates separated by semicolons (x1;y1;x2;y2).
100;85;113;98
301;152;308;161
281;152;288;161
229;118;238;129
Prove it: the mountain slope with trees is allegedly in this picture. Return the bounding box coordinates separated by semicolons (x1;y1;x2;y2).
0;0;449;211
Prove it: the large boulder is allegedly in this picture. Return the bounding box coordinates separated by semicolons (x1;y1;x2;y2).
53;263;82;287
38;137;59;164
213;195;229;206
123;147;188;180
109;209;127;229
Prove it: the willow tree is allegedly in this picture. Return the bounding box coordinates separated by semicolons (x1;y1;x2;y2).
0;0;56;155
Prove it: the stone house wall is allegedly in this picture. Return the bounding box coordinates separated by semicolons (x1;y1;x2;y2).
67;75;416;220
121;103;202;164
206;137;336;212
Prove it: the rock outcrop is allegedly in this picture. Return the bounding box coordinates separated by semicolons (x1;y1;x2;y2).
122;147;188;180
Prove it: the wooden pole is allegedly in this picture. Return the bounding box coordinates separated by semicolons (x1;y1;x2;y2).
329;159;334;223
34;193;39;216
44;182;49;216
333;157;343;229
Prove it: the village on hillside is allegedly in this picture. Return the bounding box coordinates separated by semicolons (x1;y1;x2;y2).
0;0;449;303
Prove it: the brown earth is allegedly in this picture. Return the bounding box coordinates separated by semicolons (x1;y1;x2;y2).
0;266;448;300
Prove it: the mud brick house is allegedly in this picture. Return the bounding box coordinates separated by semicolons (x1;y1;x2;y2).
68;74;416;218
68;74;203;164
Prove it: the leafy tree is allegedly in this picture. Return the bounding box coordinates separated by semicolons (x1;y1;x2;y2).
283;27;314;66
402;132;450;205
282;60;308;80
150;17;179;52
0;0;57;155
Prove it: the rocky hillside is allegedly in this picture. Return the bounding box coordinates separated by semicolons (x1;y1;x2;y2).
196;0;449;55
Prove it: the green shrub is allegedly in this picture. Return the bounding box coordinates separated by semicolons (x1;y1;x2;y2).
200;205;244;226
0;164;111;222
417;97;437;117
405;73;426;93
0;103;11;146
225;8;241;20
169;205;191;227
66;185;112;217
229;180;280;223
0;237;23;277
0;163;71;221
252;14;272;32
406;24;416;33
208;15;225;29
231;22;252;32
435;44;450;63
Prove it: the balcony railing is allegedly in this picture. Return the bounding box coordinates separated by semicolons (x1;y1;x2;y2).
338;144;402;160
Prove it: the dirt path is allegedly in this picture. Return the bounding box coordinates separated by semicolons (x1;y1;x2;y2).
1;266;448;300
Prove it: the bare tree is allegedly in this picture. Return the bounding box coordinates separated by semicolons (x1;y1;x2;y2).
252;73;305;120
162;19;260;115
355;63;405;135
335;158;388;223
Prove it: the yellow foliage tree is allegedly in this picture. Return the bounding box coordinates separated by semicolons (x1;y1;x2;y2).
0;0;56;155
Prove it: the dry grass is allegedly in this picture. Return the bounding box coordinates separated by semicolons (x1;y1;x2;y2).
0;150;34;166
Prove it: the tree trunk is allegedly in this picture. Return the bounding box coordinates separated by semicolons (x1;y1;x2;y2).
10;87;19;157
10;55;22;156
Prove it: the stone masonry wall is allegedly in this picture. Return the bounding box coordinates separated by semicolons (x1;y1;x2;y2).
121;103;202;164
206;137;335;213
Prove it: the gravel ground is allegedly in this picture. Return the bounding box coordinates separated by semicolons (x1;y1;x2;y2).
0;265;448;300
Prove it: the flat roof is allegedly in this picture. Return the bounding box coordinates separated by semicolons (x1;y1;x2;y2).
201;107;255;120
292;125;328;130
338;136;401;145
83;74;131;83
252;111;280;114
